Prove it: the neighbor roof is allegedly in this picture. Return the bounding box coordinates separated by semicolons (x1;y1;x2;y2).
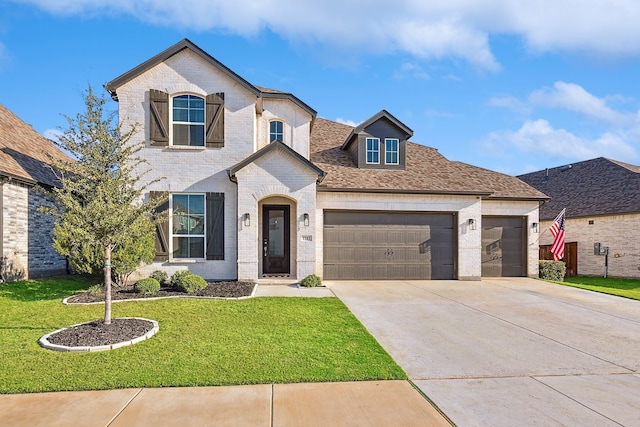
0;103;70;186
518;157;640;220
311;118;548;199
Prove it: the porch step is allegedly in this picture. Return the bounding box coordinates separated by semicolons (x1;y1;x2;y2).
256;277;299;286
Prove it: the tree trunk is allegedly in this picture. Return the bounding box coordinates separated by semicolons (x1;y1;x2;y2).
104;245;112;325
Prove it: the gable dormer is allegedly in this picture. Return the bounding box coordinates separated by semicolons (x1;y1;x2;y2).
341;110;413;170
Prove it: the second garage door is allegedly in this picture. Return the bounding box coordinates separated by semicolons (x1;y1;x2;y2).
481;216;526;277
323;211;456;280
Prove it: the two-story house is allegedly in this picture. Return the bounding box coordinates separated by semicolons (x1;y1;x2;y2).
105;39;548;283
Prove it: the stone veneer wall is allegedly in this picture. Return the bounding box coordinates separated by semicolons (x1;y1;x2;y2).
540;213;640;278
1;181;66;281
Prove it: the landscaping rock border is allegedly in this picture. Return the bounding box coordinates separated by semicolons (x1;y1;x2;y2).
39;317;159;352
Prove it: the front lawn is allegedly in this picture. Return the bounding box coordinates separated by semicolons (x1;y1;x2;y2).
555;276;640;301
0;277;405;394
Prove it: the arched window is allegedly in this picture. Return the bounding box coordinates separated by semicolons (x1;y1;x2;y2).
172;94;205;146
269;120;284;143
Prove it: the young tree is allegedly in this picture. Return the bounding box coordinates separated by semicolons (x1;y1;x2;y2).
45;86;163;324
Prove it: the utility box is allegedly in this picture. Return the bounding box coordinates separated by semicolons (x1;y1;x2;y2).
594;243;600;255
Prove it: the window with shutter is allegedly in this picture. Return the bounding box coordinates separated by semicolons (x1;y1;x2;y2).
171;194;205;258
150;191;169;261
206;192;225;260
172;95;205;147
149;90;169;145
206;93;224;147
164;192;224;260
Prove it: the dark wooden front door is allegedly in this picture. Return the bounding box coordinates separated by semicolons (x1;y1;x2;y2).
262;205;290;274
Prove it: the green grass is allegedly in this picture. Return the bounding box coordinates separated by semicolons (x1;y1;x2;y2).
0;276;405;394
554;276;640;301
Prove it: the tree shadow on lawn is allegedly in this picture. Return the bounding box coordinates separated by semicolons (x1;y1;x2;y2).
0;276;94;302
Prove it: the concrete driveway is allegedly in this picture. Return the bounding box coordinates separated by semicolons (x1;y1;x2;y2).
327;278;640;427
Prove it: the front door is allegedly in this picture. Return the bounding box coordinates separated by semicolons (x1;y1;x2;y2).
262;205;290;275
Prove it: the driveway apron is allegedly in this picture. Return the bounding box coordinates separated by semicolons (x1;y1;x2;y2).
327;278;640;427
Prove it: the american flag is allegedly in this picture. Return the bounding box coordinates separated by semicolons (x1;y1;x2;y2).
549;209;566;261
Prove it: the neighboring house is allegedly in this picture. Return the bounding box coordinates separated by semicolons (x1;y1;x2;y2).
0;104;69;281
519;157;640;279
104;39;547;282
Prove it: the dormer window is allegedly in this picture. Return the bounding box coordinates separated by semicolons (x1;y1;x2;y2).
366;138;380;164
270;120;284;142
385;138;399;165
172;94;205;146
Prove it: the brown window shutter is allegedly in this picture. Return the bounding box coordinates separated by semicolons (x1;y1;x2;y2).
150;191;169;261
206;93;224;148
206;192;224;260
150;89;169;146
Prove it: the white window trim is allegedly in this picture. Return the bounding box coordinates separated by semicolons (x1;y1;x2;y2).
385;138;399;165
169;93;206;147
268;118;285;144
169;193;206;260
366;137;380;164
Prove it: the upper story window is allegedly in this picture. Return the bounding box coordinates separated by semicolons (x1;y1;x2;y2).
366;137;380;164
172;94;205;147
385;138;399;165
270;120;284;142
171;193;205;258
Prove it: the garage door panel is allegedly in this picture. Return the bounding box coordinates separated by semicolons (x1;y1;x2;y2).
481;216;525;277
323;211;455;280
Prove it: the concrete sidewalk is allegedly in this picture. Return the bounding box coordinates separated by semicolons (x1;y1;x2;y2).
0;381;451;427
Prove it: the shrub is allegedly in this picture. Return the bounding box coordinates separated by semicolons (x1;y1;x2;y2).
87;283;104;295
134;278;160;295
175;273;208;293
300;274;322;288
171;270;192;287
539;260;566;282
150;270;168;285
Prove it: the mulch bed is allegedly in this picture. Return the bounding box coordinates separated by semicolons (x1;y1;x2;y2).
66;281;256;304
47;281;255;349
46;318;154;347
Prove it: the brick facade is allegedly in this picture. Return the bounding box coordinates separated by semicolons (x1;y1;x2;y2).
1;181;66;281
108;40;544;282
540;213;640;278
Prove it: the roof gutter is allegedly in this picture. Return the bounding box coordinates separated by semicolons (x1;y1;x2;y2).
317;187;493;197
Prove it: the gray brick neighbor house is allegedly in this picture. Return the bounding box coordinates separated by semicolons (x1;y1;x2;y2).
519;157;640;279
0;104;69;281
105;39;548;283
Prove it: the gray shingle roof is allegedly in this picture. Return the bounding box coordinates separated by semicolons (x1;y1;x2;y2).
310;117;548;199
518;157;640;220
0;103;70;187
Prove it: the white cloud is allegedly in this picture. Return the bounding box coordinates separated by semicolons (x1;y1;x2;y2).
15;0;640;70
487;95;530;115
393;62;431;80
42;128;63;142
335;118;357;127
529;82;631;125
485;119;637;162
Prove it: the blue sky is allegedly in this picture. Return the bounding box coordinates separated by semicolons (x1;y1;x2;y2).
2;1;640;175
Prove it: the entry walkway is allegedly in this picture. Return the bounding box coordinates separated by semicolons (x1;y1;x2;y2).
0;381;450;427
328;278;640;426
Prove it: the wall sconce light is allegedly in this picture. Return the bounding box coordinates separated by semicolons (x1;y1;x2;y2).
468;218;476;230
243;213;250;227
532;222;539;233
303;213;309;227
